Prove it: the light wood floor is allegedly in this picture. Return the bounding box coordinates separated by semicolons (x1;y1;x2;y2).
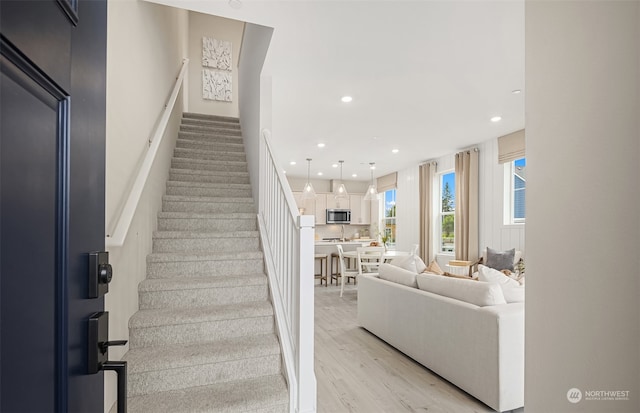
314;280;524;413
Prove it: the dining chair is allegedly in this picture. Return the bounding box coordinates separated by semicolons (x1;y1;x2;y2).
356;246;385;276
336;245;359;297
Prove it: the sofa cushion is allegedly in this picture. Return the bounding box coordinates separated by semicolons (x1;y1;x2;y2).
379;263;418;288
478;265;525;303
390;254;427;273
416;273;506;306
424;260;445;275
485;247;516;271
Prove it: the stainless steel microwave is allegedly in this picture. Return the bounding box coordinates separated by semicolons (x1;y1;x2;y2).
326;209;351;224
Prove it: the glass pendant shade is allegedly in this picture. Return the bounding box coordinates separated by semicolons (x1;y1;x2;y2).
333;160;349;200
363;162;378;201
302;158;317;199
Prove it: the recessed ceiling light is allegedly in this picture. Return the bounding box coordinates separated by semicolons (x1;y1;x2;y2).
317;143;326;148
370;165;376;170
392;149;399;154
341;96;353;103
512;89;522;94
352;174;357;178
228;0;242;9
332;163;338;168
283;170;287;174
491;116;502;122
317;172;323;176
290;161;296;165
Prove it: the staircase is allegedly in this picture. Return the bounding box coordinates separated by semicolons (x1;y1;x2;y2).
122;113;289;413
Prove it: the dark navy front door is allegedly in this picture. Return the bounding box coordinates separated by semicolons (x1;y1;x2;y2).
1;1;107;411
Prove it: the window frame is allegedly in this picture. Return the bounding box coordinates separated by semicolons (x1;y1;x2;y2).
504;157;526;225
438;171;455;254
380;188;397;247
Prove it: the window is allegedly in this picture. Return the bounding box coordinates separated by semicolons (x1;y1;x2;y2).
505;157;526;224
439;172;455;253
381;189;396;246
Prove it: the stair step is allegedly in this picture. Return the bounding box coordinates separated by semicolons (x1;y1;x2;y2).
139;274;268;309
169;168;250;184
128;301;274;347
125;334;281;396
166;181;252;198
162;195;255;214
126;375;288;413
147;251;264;278
173;147;246;162
181;117;241;129
171;157;248;173
153;230;259;253
176;138;245;153
157;211;257;232
183;112;239;124
179;125;243;137
178;131;243;145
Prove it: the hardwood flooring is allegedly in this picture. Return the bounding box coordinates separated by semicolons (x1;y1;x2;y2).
313;281;524;413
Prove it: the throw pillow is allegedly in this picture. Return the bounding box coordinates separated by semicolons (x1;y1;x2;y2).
424;260;444;275
390;254;427;274
378;263;418;288
485;247;516;271
416;273;506;306
477;264;524;303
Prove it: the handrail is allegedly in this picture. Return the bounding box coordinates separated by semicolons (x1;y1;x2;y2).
106;58;189;248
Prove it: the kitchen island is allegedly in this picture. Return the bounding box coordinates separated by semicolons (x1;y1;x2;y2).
314;239;377;280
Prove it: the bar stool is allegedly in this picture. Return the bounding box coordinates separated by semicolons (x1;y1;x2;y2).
330;252;340;285
314;253;328;286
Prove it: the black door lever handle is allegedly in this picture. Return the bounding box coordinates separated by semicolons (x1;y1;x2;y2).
99;340;127;354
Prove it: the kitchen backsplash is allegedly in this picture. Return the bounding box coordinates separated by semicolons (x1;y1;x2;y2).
315;224;374;240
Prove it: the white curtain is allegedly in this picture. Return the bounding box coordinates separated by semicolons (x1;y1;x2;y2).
454;150;479;261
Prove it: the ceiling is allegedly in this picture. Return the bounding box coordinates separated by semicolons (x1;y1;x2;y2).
148;0;525;181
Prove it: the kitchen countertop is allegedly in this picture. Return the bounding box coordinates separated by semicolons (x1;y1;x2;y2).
315;239;376;246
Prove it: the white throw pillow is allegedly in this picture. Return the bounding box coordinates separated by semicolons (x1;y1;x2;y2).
416;273;506;306
390;254;427;274
378;263;418;288
477;265;525;303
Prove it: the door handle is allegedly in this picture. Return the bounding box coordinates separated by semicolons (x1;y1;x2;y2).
88;311;127;412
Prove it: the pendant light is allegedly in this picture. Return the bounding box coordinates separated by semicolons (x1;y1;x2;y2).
363;162;379;201
302;158;317;199
333;160;349;200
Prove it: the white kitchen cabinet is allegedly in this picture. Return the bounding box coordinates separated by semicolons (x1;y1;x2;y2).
293;192;327;225
326;194;349;210
349;194;371;225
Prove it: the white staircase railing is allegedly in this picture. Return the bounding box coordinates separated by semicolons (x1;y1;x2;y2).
257;129;317;413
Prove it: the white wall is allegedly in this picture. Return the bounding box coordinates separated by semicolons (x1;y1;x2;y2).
105;1;188;411
477;137;526;254
395;165;420;252
525;1;639;412
237;22;274;204
188;11;244;116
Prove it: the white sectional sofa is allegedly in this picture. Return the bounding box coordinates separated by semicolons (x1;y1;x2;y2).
357;270;524;412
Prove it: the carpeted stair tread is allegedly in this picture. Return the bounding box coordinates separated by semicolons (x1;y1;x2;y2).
163;195;254;204
172;157;247;168
126;375;288;413
169;167;249;177
181;117;241;128
180;125;243;136
157;211;256;219
139;274;267;292
124;334;280;373
182;112;239;123
129;301;273;329
176;139;245;152
147;251;263;263
166;180;252;190
153;230;259;239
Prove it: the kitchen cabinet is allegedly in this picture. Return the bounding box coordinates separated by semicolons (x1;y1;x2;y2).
292;192;327;225
349;194;371;224
326;194;349;210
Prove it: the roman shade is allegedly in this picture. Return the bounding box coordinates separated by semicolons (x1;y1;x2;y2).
376;172;397;192
497;129;525;164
